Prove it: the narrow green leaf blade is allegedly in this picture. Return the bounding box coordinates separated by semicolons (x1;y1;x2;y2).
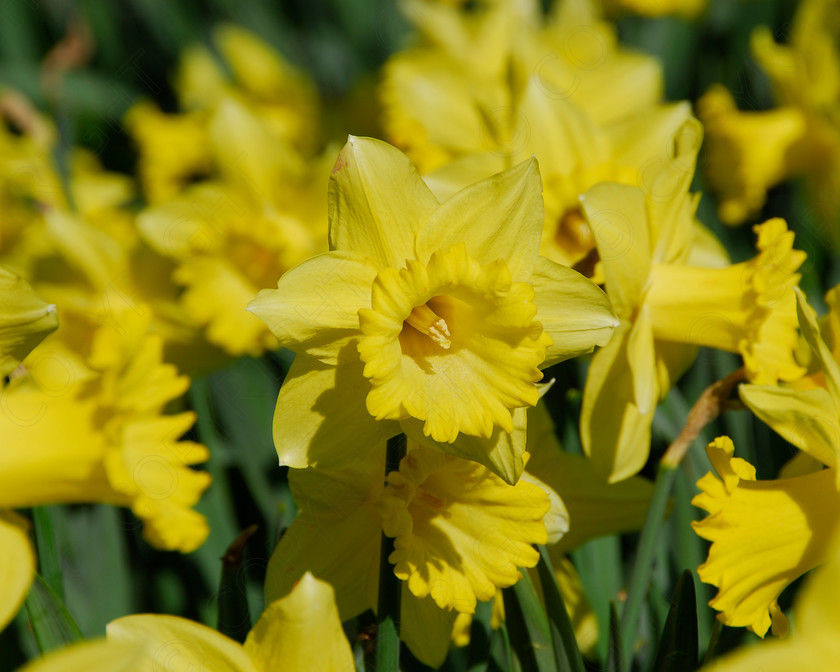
25;575;83;654
535;546;584;672
32;507;64;600
502;569;555;672
652;570;699;672
606;602;625;672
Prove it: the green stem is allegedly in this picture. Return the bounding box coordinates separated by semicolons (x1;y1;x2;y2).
621;461;679;668
701;619;723;666
375;433;407;672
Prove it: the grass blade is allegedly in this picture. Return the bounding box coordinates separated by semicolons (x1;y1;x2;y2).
652;570;699;672
25;575;83;654
535;546;584;672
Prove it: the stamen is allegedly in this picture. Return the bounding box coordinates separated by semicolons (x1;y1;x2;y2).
406;303;451;349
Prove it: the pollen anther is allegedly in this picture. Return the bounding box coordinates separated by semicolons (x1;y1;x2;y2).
406;303;451;349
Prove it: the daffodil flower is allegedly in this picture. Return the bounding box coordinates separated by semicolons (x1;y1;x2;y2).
138;99;331;358
262;401;651;666
0;310;210;633
381;0;699;271
578;121;805;482
263;437;561;667
249;136;617;483
699;525;840;672
0;269;57;632
16;573;354;672
694;291;840;637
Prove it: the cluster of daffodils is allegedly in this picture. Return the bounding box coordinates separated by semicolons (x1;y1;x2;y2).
5;0;840;670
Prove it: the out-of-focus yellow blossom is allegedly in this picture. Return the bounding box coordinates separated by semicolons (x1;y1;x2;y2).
699;525;840;672
694;292;840;637
138;99;330;357
0;310;210;632
16;573;354;672
701;0;840;236
698;86;807;226
262;434;565;667
249;136;617;483
578;120;805;482
381;0;699;270
0;98;222;374
0;271;57;632
0;267;57;380
126;24;319;204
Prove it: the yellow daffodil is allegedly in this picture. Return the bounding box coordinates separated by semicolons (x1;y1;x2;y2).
692;437;840;638
0;271;57;632
381;0;700;271
700;0;840;236
126;24;319;205
137;99;331;358
699;525;840;672
694;291;840;636
16;573;353;672
578;119;805;482
0;311;210;632
248;136;617;483
697;85;807;226
263;437;561;666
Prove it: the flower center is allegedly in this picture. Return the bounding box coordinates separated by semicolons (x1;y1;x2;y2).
405;303;451;349
357;243;551;442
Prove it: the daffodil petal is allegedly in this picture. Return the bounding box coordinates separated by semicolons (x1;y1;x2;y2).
247;251;377;363
525;404;654;554
17;640;146;672
415;158;543;282
244;573;354;672
328;136;438;269
0;512;34;632
514;77;609;176
608;101;692;171
529;256;619;367
264;458;383;618
739;383;840;470
107;614;258;672
399;591;459;668
692;438;840;637
400;407;528;485
580;323;655;482
0;267;57;379
271;353;400;469
796;288;840;411
580;182;650;317
209;98;303;200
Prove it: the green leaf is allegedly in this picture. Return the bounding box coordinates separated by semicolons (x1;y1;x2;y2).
535;546;584;672
652;570;699;672
25;575;83;654
466;598;493;672
606;602;625;672
32;507;64;600
502;570;554;672
621;461;679;668
375;434;406;672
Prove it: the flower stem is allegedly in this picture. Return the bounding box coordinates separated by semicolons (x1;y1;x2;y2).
621;368;744;667
375;433;407;672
